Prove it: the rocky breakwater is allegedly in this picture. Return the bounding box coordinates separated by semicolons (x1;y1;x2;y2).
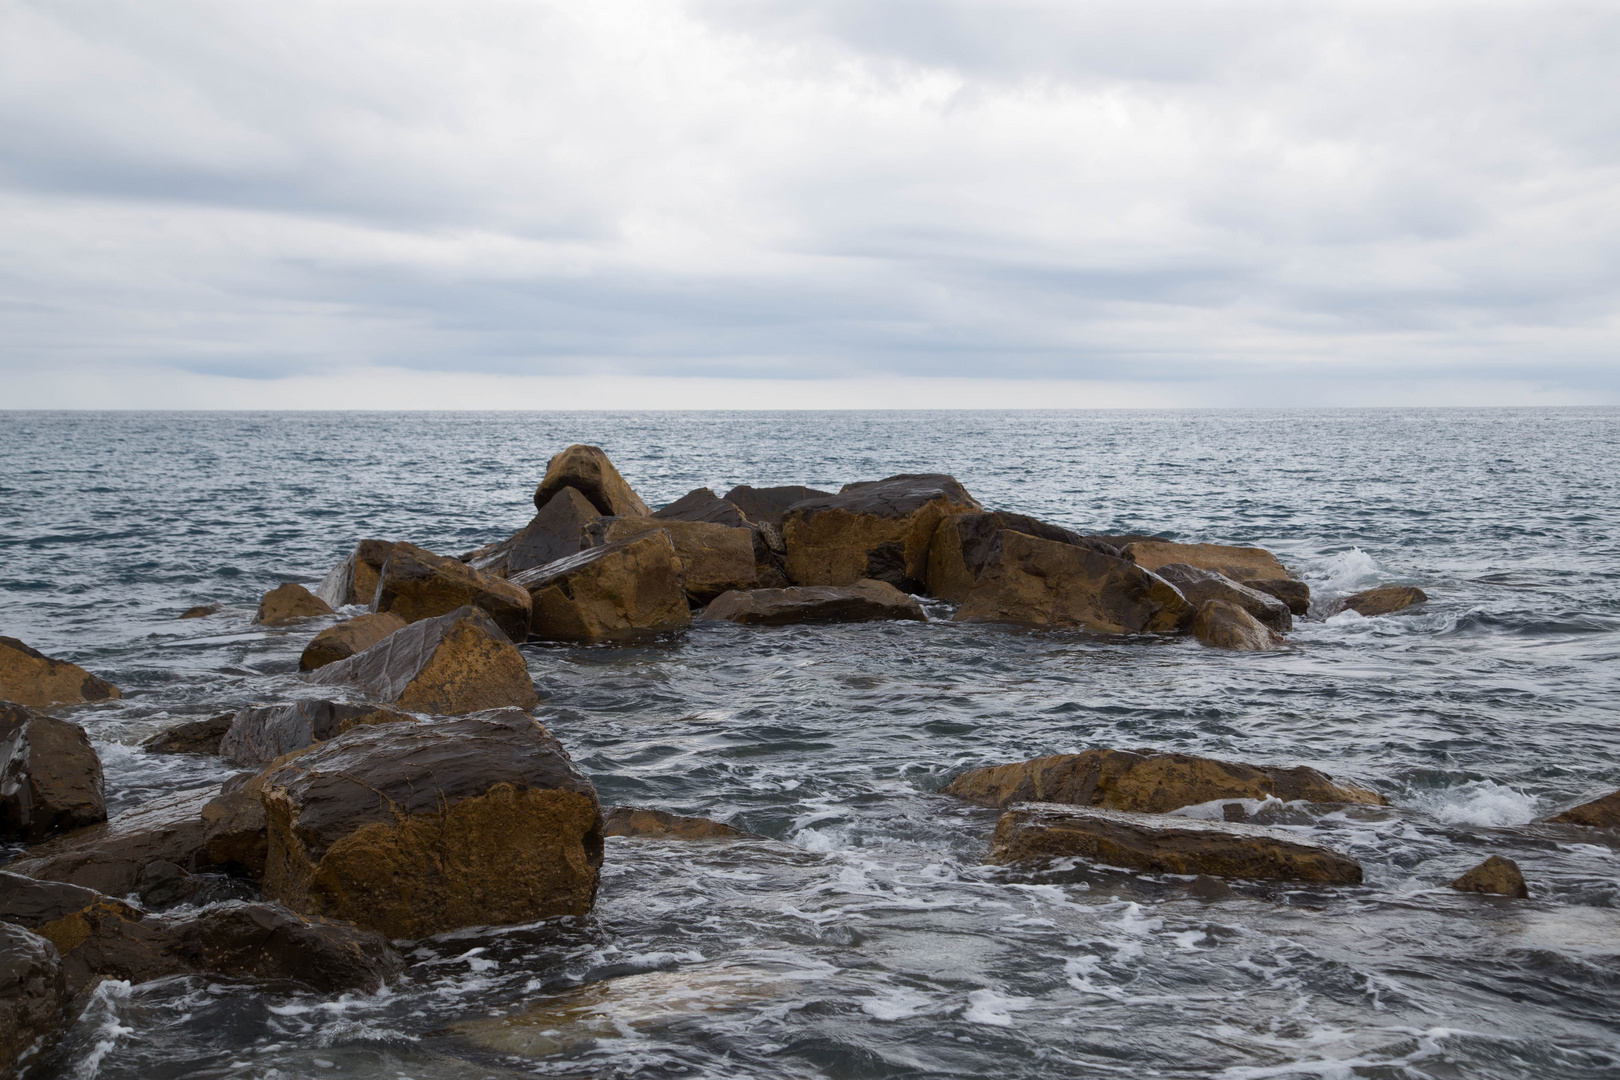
0;638;119;710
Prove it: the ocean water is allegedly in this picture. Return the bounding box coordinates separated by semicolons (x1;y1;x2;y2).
2;407;1619;1080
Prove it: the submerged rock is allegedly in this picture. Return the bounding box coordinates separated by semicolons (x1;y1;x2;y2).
314;539;398;608
465;487;600;579
219;699;416;767
140;712;234;755
943;749;1386;812
534;445;652;518
1187;874;1233;899
1241;577;1311;616
990;804;1363;883
1547;790;1620;829
373;542;532;641
299;612;407;671
0;920;66;1075
721;485;832;528
1333;585;1428;617
0;637;120;709
1450;855;1528;898
260;709;603;939
253;583;334;626
2;787;217;898
177;604;221;619
514;532;690;643
1191;599;1284;650
0;703;107;844
1121;540;1293;583
305;605;539;714
1155;564;1292;632
603;807;749;840
782;474;981;591
926;510;1114;603
697;580;925;626
955;531;1192;634
589;517;758;605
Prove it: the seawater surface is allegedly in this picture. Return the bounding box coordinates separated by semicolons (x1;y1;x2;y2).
2;408;1619;1080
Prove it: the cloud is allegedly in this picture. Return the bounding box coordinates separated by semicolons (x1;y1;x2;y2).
0;0;1616;404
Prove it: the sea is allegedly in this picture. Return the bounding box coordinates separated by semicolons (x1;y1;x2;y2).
2;408;1618;1080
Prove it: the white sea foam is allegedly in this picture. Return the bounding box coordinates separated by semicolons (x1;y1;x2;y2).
1410;780;1538;826
73;980;134;1079
962;988;1033;1027
1169;797;1286;820
1318;547;1382;594
861;988;932;1020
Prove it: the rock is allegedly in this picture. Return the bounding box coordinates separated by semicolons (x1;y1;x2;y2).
654;488;752;529
721;485;832;527
0;637;120;710
0;873;105;927
372;542;532;641
1450;855;1528;898
990;804;1364;883
1155;564;1292;632
135;860;201;908
1084;533;1164;550
464;487;600;579
1547;790;1620;829
2;786;217;897
201;773;269;877
942;749;1387;812
139;712;233;755
533;445;651;518
1242;577;1311;616
1122;540;1293;583
603;807;749;839
697;581;926;626
781;474;981;591
954;531;1192;634
298;612;407;671
1187;874;1232;899
178;604;220;619
0;921;66;1075
219;700;416;768
653;490;790;589
253;583;334;626
260;709;603;939
305;605;539;714
513;532;691;643
1191;599;1284;650
314;539;398;608
588;518;758;605
1333;585;1428;617
926;511;1122;602
0;703;107;844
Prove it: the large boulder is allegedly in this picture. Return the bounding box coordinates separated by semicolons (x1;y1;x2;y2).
0;921;66;1076
721;485;832;528
781;474;982;591
990;804;1363;883
954;531;1192;634
1241;578;1311;616
314;539;398;608
1332;585;1428;617
926;511;1119;602
140;712;234;755
3;787;217;897
1121;540;1293;583
219;700;416;767
464;487;600;579
373;542;532;641
0;638;120;709
588;518;757;605
305;605;538;714
534;445;651;518
254;583;334;626
697;581;926;626
513;532;690;643
1450;856;1528;898
1154;564;1292;632
943;749;1386;812
0;703;106;844
1547;790;1620;829
603;807;749;840
1191;599;1283;651
260;709;604;939
299;612;408;671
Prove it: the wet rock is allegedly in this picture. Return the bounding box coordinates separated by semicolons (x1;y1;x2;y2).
955;531;1192;634
1547;790;1620;829
926;511;1119;603
1191;599;1284;651
943;749;1387;812
0;703;107;844
513;532;690;643
1121;540;1293;583
0;637;120;710
305;605;539;714
373;542;532;641
0;921;66;1075
139;713;233;755
0;873;105;926
298;612;408;671
314;539;397;609
782;474;981;591
697;580;926;626
260;708;603;939
1450;855;1528;898
178;604;220;619
464;487;600;578
1242;577;1311;616
654;488;752;529
589;518;758;605
603;807;749;839
135;860;200;908
1155;564;1292;632
2;786;217;897
1187;874;1233;899
253;583;334;626
220;699;416;768
534;445;652;518
990;804;1364;883
721;485;832;528
201;773;268;877
1332;585;1428;617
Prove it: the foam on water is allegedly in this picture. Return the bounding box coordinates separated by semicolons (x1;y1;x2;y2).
1407;779;1541;827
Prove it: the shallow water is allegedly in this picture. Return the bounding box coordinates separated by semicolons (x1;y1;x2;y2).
3;408;1619;1079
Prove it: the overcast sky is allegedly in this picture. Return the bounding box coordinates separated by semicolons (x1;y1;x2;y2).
3;1;1617;407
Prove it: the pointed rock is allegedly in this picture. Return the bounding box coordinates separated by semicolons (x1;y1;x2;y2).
1332;585;1428;617
0;637;120;709
926;511;1116;602
1547;789;1620;829
534;445;651;517
1156;564;1292;632
464;487;600;578
1241;577;1311;616
140;712;233;755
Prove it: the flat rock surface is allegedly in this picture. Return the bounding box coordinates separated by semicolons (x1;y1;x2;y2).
1121;540;1292;582
698;580;925;625
2;786;217;897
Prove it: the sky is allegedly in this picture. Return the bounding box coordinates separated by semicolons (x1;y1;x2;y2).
2;0;1618;409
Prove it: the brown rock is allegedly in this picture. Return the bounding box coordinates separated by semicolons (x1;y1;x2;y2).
140;713;233;755
653;490;790;589
513;532;691;643
178;604;220;619
990;804;1363;883
782;474;981;591
201;773;269;877
1122;540;1292;582
1155;564;1292;632
373;542;532;641
0;637;120;710
590;517;758;605
943;749;1387;812
3;787;217;897
1187;874;1232;899
305;605;538;714
299;612;408;671
1242;578;1311;616
721;485;832;527
1192;599;1284;650
955;531;1192;634
219;700;416;767
603;807;749;840
464;487;600;579
1547;789;1620;829
697;580;926;626
925;511;1120;603
260;709;603;939
654;488;752;529
1333;585;1428;617
253;583;334;626
0;921;66;1074
534;445;651;518
0;703;106;844
1450;855;1528;898
314;539;397;608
